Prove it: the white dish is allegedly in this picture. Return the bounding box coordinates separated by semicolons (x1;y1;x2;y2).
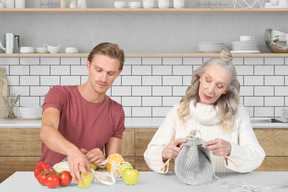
264;5;288;8
20;46;35;53
230;50;260;53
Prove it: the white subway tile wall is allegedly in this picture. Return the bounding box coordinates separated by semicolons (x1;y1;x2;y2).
1;56;287;118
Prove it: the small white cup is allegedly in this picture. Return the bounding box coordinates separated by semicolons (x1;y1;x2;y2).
0;2;4;8
114;1;126;8
173;0;185;8
240;36;255;41
65;47;78;53
143;0;156;8
264;2;272;7
128;1;141;8
158;0;172;8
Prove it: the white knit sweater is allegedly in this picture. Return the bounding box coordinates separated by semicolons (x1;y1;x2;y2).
144;101;265;173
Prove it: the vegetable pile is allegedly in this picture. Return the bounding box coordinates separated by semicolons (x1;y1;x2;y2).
34;162;72;188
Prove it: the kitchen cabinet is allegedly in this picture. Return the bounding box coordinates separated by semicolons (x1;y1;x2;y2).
0;8;288;14
1;127;287;183
1;53;288;57
0;8;288;56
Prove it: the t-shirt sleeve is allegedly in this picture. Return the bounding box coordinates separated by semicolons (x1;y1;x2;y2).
112;106;125;139
42;86;65;114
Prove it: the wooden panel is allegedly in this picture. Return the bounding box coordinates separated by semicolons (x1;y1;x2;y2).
255;157;288;171
122;129;134;157
0;157;41;183
0;128;42;156
135;128;157;157
254;129;288;156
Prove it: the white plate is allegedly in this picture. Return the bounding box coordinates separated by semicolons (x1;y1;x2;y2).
264;6;288;8
230;50;260;53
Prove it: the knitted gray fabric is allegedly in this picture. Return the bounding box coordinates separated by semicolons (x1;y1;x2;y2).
174;136;214;185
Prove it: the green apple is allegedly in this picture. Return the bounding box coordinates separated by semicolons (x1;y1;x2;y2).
122;168;139;185
117;162;133;178
77;171;93;188
90;163;98;171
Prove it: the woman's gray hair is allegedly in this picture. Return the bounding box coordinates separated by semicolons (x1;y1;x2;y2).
177;48;240;132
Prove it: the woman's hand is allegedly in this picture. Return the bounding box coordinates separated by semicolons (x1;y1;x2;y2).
203;138;231;156
162;138;186;162
80;148;105;165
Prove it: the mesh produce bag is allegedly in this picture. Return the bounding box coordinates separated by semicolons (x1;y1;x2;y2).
174;136;215;185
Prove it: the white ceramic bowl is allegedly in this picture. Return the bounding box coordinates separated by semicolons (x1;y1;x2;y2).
20;46;35;53
16;107;42;119
197;42;225;53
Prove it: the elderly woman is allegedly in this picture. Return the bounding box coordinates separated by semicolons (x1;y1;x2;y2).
144;48;265;173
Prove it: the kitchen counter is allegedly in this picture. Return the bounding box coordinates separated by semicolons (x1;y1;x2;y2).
0;118;287;128
1;171;288;192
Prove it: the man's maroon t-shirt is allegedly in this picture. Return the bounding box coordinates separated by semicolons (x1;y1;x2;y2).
39;85;125;166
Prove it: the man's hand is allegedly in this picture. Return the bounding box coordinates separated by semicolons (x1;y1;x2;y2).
67;149;91;184
203;138;231;156
81;148;105;165
162;138;186;162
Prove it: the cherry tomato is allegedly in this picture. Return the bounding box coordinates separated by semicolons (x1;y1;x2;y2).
37;173;47;186
45;173;60;189
59;171;72;187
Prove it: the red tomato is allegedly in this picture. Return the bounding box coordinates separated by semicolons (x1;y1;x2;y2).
34;169;40;178
59;171;72;187
37;173;47;186
34;162;54;178
45;173;60;189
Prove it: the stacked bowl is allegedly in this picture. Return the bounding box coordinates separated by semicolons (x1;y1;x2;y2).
231;36;260;53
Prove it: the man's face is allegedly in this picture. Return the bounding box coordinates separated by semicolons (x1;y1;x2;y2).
87;54;121;95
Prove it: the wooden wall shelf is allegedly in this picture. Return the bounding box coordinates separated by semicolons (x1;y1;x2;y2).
0;53;287;57
0;8;288;15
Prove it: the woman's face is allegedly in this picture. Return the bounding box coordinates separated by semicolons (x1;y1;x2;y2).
198;63;231;105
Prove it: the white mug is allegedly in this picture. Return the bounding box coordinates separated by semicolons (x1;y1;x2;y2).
114;1;126;8
5;0;15;8
158;0;172;8
173;0;185;8
77;0;86;8
240;36;255;41
143;0;156;8
128;1;141;8
15;0;25;8
279;0;288;6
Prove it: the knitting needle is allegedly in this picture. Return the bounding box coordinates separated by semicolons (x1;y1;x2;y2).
184;131;243;167
160;144;183;172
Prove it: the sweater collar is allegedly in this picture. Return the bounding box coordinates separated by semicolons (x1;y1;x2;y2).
189;101;222;126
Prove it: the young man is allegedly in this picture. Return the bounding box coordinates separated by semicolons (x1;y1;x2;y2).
39;42;125;184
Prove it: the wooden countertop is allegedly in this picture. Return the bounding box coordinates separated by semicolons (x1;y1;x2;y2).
0;118;287;128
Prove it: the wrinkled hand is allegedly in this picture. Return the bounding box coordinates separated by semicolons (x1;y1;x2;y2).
162;138;186;162
67;149;91;184
80;148;105;165
203;138;231;156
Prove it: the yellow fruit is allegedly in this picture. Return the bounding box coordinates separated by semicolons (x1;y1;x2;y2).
107;153;124;173
77;172;93;188
116;162;133;178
